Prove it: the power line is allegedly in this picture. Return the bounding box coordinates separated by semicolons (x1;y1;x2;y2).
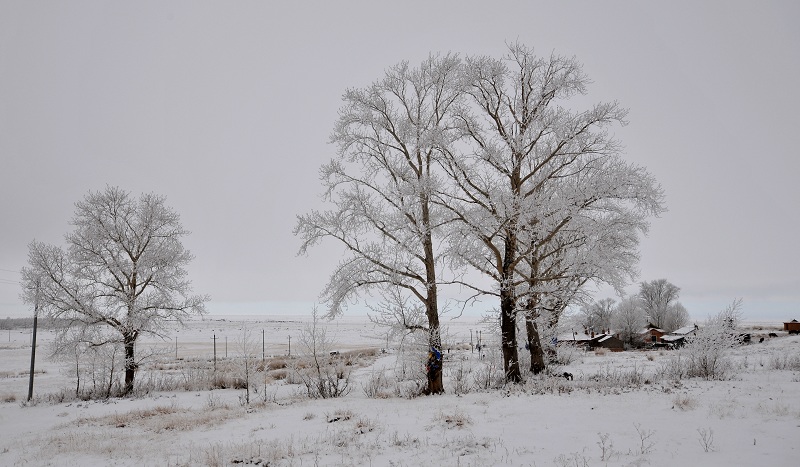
0;268;21;274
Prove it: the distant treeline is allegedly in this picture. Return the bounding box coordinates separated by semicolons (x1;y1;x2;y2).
0;317;67;330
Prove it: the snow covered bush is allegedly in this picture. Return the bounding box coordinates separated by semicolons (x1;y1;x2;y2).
447;357;473;395
361;367;391;398
681;299;744;380
294;309;351;399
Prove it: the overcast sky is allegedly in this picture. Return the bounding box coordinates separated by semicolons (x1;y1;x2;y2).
1;1;798;322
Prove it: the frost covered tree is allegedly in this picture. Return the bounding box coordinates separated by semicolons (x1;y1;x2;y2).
295;55;462;394
441;44;664;381
518;201;654;373
663;301;690;333
612;296;646;347
580;298;616;332
20;187;207;395
639;279;681;330
682;298;744;380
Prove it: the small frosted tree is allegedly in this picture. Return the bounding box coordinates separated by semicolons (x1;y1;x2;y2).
20;187;208;395
295;308;351;399
682;298;744;380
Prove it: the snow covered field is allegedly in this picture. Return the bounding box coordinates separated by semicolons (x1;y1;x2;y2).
1;316;798;466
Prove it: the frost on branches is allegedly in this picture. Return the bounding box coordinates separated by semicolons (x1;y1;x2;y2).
681;298;745;380
440;44;664;381
297;43;665;388
294;55;463;395
20;187;208;396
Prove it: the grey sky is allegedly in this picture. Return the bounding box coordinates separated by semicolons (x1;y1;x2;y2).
1;1;798;321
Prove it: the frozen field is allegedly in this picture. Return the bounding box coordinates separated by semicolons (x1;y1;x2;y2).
1;315;799;466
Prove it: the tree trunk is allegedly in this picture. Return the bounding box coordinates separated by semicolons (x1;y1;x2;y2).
422;193;444;395
423;271;444;395
525;313;547;374
500;287;522;383
123;332;136;395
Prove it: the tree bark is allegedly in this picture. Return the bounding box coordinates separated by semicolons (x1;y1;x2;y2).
421;188;444;395
525;313;547;374
123;332;136;395
500;286;522;383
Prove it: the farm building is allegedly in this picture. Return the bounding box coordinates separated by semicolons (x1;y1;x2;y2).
556;331;594;346
640;324;666;344
588;334;624;351
671;325;698;337
660;334;686;348
660;324;698;348
784;320;800;334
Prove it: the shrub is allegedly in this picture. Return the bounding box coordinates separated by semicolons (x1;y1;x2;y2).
672;393;697;411
447;358;473;395
362;367;391;398
681;299;744;380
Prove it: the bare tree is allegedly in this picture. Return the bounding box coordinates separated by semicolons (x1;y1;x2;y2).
295;55;462;394
20;187;207;395
638;279;680;330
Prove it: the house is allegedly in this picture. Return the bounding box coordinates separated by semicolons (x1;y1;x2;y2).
660;334;686;348
588;334;624;351
640;324;665;344
556;331;593;346
784;320;800;334
671;325;698;337
660;324;698;348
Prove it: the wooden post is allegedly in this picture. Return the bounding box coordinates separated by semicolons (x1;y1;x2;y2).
288;335;291;357
27;283;39;402
262;329;265;362
212;334;217;370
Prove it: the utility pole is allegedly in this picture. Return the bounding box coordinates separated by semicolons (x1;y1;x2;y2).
212;334;217;370
175;337;178;360
288;335;291;357
27;281;40;402
262;329;265;362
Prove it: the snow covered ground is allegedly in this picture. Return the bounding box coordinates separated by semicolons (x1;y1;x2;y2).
1;316;798;466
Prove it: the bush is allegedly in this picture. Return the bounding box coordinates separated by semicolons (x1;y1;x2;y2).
681;299;744;380
362;367;391;398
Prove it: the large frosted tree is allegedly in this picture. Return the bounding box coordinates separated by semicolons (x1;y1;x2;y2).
517;174;662;373
638;279;684;331
295;55;462;394
441;44;664;382
20;187;207;395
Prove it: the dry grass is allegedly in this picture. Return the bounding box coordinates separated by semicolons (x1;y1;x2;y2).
326;409;354;423
672;394;697;411
267;358;288;370
70;403;241;433
435;409;472;429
